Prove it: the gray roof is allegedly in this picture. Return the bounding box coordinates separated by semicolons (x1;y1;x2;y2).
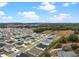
28;47;43;56
4;45;15;49
57;50;77;57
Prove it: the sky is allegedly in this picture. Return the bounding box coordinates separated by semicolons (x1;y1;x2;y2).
0;2;79;23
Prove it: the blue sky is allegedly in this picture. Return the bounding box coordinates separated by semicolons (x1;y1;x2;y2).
0;2;79;23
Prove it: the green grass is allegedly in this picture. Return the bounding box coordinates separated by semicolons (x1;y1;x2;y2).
16;46;24;50
25;43;30;46
4;51;12;56
48;38;61;50
32;40;36;42
0;40;4;42
26;52;35;57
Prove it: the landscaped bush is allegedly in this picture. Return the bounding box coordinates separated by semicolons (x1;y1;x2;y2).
62;44;72;51
44;52;51;57
74;31;79;35
59;36;67;43
54;43;62;48
75;48;79;56
71;44;79;50
67;34;79;42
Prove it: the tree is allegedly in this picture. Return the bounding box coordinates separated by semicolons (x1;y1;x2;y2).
44;52;51;57
59;36;67;43
74;31;79;34
71;44;79;50
62;44;72;51
67;34;79;42
75;48;79;56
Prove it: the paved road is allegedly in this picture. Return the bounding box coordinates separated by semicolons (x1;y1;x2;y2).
50;48;62;52
9;34;50;57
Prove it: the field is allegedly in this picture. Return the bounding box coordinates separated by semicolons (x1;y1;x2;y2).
43;30;74;37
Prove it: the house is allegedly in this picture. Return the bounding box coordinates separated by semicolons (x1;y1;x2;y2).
48;34;56;39
6;40;15;45
36;43;48;49
57;50;77;57
3;45;16;52
0;37;5;41
42;34;56;45
0;49;4;56
41;34;57;45
41;39;51;45
24;39;31;44
16;42;23;45
0;43;5;49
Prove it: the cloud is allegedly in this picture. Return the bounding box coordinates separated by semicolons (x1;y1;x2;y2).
63;2;77;7
1;16;13;19
0;16;13;23
0;11;5;15
49;13;71;21
50;2;56;4
0;2;8;7
0;16;13;20
18;11;40;20
71;2;77;5
39;2;56;11
0;11;13;20
63;3;69;7
50;10;57;13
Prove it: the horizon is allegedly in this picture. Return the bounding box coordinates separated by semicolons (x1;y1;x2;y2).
0;22;78;24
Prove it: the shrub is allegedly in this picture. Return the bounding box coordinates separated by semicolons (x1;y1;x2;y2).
71;44;79;50
59;36;67;43
67;34;79;42
62;44;72;51
44;52;51;57
75;48;79;56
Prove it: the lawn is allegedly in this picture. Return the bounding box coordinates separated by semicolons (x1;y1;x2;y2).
0;40;4;42
43;36;62;52
4;51;12;56
32;40;36;42
16;46;24;50
25;43;30;46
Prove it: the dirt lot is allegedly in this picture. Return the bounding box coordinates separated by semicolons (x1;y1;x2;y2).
43;30;74;37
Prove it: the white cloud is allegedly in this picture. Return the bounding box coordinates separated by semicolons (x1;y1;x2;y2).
0;11;13;20
0;11;5;15
39;2;56;11
0;16;13;20
63;2;77;7
50;10;57;13
1;16;13;19
0;2;8;7
18;11;40;20
63;3;69;7
49;13;71;21
71;2;77;5
50;2;56;4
